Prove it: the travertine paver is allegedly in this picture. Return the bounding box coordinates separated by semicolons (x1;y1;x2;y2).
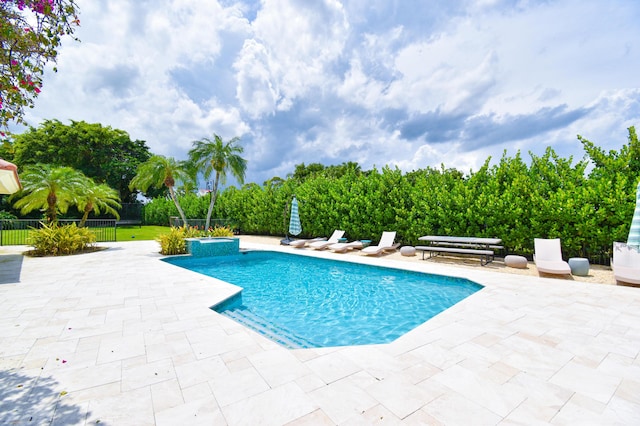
1;239;639;425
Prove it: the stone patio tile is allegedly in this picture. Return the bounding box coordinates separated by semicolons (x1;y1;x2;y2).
150;379;185;413
357;403;404;425
600;396;640;425
85;387;155;426
366;374;439;419
209;365;271;407
615;378;640;405
248;348;313;388
308;376;378;424
304;350;362;384
121;358;176;391
421;391;502;425
146;336;193;363
549;359;621;404
155;397;225;426
402;408;445;425
432;363;526;418
174;355;229;389
222;382;317;425
49;359;122;393
96;332;146;364
340;345;406;379
284;408;335;425
181;381;214;402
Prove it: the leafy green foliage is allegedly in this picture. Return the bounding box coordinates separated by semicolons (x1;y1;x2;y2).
1;1;79;132
10;163;122;225
130;155;191;226
0;210;16;220
144;127;639;263
77;182;121;227
10;120;152;202
208;225;234;237
28;222;96;256
12;164;87;223
156;227;187;255
188;134;246;230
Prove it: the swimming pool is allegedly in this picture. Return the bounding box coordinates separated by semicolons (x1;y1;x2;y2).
163;251;483;348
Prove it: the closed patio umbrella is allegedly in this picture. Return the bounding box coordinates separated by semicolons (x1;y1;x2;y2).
628;180;640;249
0;158;21;194
288;196;302;236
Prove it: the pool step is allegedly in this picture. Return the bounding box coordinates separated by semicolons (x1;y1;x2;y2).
222;308;315;349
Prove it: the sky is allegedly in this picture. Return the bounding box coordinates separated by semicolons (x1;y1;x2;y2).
13;0;640;186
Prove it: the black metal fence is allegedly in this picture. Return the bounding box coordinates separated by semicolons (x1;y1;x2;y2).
0;219;117;246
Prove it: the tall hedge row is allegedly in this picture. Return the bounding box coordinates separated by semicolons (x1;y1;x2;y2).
143;128;640;263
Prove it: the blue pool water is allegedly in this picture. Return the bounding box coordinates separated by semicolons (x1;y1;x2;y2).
163;251;483;348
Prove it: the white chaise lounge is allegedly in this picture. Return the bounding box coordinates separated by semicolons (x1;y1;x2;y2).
329;240;364;253
533;238;571;276
309;230;345;250
288;237;326;248
361;231;399;256
612;242;640;285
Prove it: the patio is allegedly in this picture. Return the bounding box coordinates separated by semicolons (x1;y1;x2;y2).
1;238;639;425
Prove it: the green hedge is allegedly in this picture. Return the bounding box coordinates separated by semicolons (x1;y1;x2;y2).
142;128;640;263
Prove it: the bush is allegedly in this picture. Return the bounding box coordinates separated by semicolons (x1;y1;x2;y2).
28;222;97;256
156;226;188;255
206;225;234;237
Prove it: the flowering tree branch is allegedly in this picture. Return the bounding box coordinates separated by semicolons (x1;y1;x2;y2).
0;0;79;135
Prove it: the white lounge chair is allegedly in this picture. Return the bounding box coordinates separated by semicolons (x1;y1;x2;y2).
309;230;345;250
329;240;363;253
612;242;640;285
533;238;571;276
288;237;326;248
361;231;399;256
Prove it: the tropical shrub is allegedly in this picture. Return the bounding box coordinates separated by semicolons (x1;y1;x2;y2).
207;225;234;237
156;226;188;255
28;223;96;256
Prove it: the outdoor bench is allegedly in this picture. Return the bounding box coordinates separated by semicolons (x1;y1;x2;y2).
416;245;496;266
416;235;502;266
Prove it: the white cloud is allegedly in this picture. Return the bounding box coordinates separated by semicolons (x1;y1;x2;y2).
12;0;640;185
234;0;349;116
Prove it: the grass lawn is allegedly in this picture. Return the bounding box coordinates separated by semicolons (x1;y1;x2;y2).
116;225;170;242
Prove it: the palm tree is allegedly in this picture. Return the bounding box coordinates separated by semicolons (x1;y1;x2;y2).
129;155;189;226
12;164;86;223
188;134;247;230
77;180;122;227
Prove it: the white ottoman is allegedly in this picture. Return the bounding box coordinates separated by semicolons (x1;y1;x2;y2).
400;246;416;257
504;255;528;269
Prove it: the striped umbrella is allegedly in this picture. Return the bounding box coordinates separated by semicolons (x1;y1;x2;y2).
628;180;640;249
288;196;302;236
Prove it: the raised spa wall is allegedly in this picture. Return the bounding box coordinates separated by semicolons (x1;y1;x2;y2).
185;237;240;257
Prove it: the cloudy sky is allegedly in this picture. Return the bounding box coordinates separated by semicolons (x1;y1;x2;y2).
14;0;640;185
